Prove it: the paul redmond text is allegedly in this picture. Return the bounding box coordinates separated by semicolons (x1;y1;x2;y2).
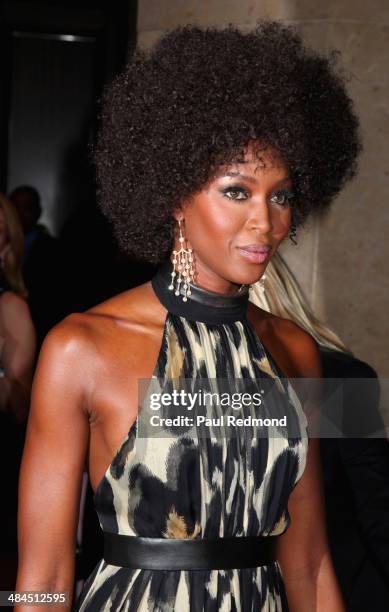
149;415;287;428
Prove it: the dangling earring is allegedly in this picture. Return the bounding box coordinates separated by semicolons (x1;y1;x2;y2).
169;218;195;302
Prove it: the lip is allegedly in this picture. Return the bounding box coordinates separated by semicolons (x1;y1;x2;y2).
237;244;271;264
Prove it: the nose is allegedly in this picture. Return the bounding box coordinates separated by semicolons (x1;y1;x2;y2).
246;199;273;234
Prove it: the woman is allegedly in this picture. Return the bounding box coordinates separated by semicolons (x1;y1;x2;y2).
0;193;36;422
251;251;389;611
17;22;361;611
0;193;36;585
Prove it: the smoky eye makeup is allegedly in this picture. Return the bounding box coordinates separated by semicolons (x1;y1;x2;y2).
270;188;296;206
220;184;249;200
219;183;295;205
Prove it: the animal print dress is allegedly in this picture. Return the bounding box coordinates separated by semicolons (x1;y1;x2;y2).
76;263;309;611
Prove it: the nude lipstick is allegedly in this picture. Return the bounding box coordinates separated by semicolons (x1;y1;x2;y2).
237;244;271;264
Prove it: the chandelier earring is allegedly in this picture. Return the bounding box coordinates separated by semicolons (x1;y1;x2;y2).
169;218;196;302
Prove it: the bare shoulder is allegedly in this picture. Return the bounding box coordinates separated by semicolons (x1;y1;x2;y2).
45;281;162;351
273;316;322;377
39;311;95;360
269;315;322;378
36;281;165;391
0;290;29;315
0;291;35;342
34;313;98;401
247;302;322;378
81;280;164;337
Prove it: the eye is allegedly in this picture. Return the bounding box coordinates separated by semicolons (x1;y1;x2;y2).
221;186;249;200
270;189;295;207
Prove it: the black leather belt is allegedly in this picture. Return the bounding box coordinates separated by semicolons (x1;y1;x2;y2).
103;531;278;570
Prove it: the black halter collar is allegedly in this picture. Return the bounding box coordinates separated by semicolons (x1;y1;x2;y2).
151;261;249;324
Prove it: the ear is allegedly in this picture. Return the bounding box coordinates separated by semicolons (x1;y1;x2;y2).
173;189;196;221
172;208;184;222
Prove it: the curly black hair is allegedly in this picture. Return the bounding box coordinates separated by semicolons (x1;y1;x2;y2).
94;20;362;264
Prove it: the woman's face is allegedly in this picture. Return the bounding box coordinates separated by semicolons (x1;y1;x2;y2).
175;141;293;294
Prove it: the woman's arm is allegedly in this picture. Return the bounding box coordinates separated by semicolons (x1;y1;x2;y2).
276;330;346;611
16;315;92;611
0;291;36;422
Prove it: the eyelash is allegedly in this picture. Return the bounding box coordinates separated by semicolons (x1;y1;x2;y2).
221;185;295;207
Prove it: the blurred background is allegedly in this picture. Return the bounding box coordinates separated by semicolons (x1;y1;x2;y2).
0;0;154;354
0;0;388;604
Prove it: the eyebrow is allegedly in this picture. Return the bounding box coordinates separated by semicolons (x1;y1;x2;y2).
223;171;292;185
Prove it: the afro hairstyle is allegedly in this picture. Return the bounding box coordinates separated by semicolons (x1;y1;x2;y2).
93;20;362;264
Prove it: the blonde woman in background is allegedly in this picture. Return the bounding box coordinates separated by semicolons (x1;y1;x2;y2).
0;193;36;422
251;251;389;612
0;193;36;590
249;251;350;352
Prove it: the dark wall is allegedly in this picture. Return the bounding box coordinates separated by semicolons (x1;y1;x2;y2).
0;0;137;235
0;0;154;323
